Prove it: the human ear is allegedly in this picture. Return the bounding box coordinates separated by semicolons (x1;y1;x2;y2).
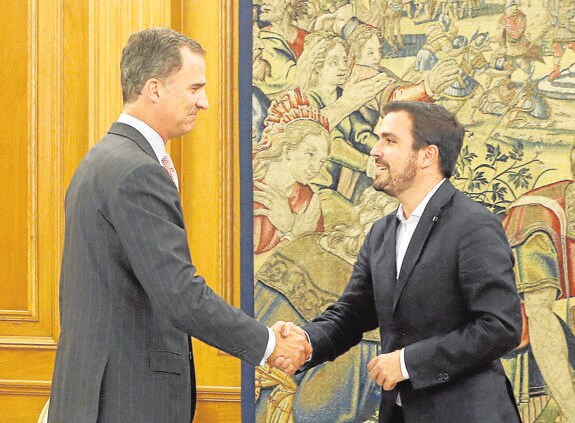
420;144;439;169
283;144;293;160
143;78;161;103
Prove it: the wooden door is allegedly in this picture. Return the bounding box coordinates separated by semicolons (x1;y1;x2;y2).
0;1;243;421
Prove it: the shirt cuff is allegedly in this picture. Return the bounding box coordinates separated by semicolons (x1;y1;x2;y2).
400;348;410;380
260;327;276;366
303;330;312;363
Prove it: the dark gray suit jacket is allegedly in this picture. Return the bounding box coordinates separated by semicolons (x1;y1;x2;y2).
303;181;522;422
48;123;269;423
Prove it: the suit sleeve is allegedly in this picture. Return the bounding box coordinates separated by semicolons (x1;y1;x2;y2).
302;226;380;367
404;211;522;390
108;162;269;366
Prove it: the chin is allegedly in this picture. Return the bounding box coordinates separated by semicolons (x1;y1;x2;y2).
373;180;391;194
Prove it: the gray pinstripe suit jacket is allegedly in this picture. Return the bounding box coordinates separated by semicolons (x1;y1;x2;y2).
48;123;269;423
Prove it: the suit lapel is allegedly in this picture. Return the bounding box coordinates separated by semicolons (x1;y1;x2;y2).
377;214;400;354
381;214;399;290
108;122;157;160
392;181;456;311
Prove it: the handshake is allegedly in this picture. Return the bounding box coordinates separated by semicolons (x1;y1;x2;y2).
267;321;312;375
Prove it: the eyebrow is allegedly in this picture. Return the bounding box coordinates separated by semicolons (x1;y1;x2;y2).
377;130;393;138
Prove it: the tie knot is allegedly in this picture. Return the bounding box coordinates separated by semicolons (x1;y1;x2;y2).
161;154;179;191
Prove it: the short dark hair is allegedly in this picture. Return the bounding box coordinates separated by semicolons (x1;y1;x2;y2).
381;101;465;178
120;27;205;104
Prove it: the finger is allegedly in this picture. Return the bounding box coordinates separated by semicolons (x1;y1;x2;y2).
377;371;389;387
285;323;308;338
280;322;293;337
272;355;285;369
282;364;296;375
271;320;286;331
383;379;397;391
253;208;270;217
254;188;288;204
253;180;270;190
253;194;271;208
279;358;295;374
295;342;309;365
253;190;271;202
371;371;384;386
367;356;379;371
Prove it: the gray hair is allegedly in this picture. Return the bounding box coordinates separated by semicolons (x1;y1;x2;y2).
120;27;205;103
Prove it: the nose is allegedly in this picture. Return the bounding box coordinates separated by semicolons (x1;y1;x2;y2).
197;90;209;111
309;160;321;173
370;137;384;157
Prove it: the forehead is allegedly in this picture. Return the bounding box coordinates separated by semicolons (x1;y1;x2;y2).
363;35;380;48
300;133;329;149
376;110;413;135
326;43;346;58
172;48;206;81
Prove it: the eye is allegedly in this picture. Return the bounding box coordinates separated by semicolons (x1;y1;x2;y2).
189;84;204;94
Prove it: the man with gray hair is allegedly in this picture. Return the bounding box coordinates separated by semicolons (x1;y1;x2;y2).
48;28;311;423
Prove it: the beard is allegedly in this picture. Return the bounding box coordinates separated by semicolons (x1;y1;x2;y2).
253;55;271;83
372;157;417;198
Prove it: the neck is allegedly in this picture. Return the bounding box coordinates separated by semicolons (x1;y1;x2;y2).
123;103;169;144
398;174;443;219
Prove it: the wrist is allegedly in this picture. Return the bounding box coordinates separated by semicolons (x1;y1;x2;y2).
279;214;296;240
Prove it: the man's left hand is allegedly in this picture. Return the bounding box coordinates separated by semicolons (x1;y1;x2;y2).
367;350;405;390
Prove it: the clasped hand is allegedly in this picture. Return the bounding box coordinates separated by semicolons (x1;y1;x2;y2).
367;350;406;390
267;321;312;375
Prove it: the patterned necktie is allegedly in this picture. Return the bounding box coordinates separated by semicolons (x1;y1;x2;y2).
161;153;179;191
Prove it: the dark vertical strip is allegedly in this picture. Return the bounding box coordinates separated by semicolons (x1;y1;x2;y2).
239;1;255;422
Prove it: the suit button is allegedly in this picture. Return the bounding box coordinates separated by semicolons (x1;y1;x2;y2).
437;372;449;381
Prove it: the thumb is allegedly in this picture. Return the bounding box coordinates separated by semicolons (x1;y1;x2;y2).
281;322;293;337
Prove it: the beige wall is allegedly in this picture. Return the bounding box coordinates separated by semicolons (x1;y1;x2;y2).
0;1;243;421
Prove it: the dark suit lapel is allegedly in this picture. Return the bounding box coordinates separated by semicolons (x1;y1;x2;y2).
381;214;399;289
108;122;157;160
375;213;400;355
393;181;456;311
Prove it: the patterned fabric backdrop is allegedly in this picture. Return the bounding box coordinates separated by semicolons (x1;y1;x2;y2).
249;0;575;421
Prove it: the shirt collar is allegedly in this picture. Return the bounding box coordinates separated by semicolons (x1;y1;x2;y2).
396;179;446;223
118;113;166;163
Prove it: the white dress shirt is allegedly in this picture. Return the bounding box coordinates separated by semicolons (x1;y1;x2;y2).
116;113;276;366
118;113;167;163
